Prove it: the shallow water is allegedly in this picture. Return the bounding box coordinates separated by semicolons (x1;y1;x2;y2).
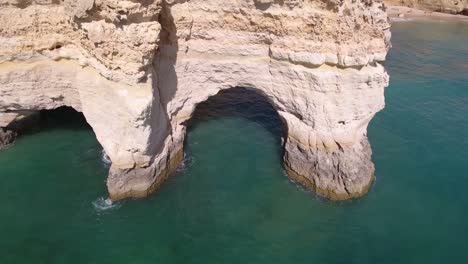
1;21;467;263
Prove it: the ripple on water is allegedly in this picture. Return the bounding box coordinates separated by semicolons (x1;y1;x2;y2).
176;152;196;173
390;17;415;22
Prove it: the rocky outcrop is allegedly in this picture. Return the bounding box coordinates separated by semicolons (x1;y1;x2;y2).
0;0;390;201
0;128;16;148
385;0;468;15
0;110;39;148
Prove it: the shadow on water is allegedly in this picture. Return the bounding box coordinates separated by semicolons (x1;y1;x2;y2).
184;87;285;154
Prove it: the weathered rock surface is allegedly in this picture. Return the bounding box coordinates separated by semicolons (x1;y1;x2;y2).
385;0;468;15
0;110;39;147
0;128;16;148
0;0;390;201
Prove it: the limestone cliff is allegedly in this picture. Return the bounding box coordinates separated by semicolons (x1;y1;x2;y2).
385;0;468;15
0;0;390;201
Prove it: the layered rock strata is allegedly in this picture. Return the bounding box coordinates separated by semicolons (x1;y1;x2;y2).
0;0;390;200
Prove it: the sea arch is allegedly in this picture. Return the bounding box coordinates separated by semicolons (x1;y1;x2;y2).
124;40;384;202
0;60;164;178
0;53;385;202
0;0;390;202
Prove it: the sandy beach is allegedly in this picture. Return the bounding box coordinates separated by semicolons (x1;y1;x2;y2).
387;5;468;21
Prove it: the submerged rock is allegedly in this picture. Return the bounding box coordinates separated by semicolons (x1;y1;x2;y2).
0;128;16;148
0;0;391;201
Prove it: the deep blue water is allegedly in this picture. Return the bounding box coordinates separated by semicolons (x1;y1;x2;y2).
0;21;467;263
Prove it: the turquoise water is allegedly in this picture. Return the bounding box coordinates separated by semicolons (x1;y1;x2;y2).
1;21;468;263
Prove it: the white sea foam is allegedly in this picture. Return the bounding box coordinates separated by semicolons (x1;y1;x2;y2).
92;197;121;211
101;149;112;168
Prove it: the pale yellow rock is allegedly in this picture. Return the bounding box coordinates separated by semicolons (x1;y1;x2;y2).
0;0;391;201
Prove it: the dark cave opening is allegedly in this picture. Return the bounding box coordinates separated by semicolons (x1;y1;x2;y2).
184;87;287;157
1;106;93;149
36;106;91;132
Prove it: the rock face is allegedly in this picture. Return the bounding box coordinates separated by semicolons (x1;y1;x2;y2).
385;0;468;15
0;0;390;200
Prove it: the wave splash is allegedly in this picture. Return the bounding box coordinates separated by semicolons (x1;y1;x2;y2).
92;197;121;211
101;149;112;168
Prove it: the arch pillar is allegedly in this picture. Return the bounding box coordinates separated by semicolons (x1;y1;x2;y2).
0;60;169;200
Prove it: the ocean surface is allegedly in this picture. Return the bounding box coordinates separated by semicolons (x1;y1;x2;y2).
1;21;467;263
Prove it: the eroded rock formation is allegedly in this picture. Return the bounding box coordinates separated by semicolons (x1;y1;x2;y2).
0;128;15;147
0;0;390;200
0;110;38;148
